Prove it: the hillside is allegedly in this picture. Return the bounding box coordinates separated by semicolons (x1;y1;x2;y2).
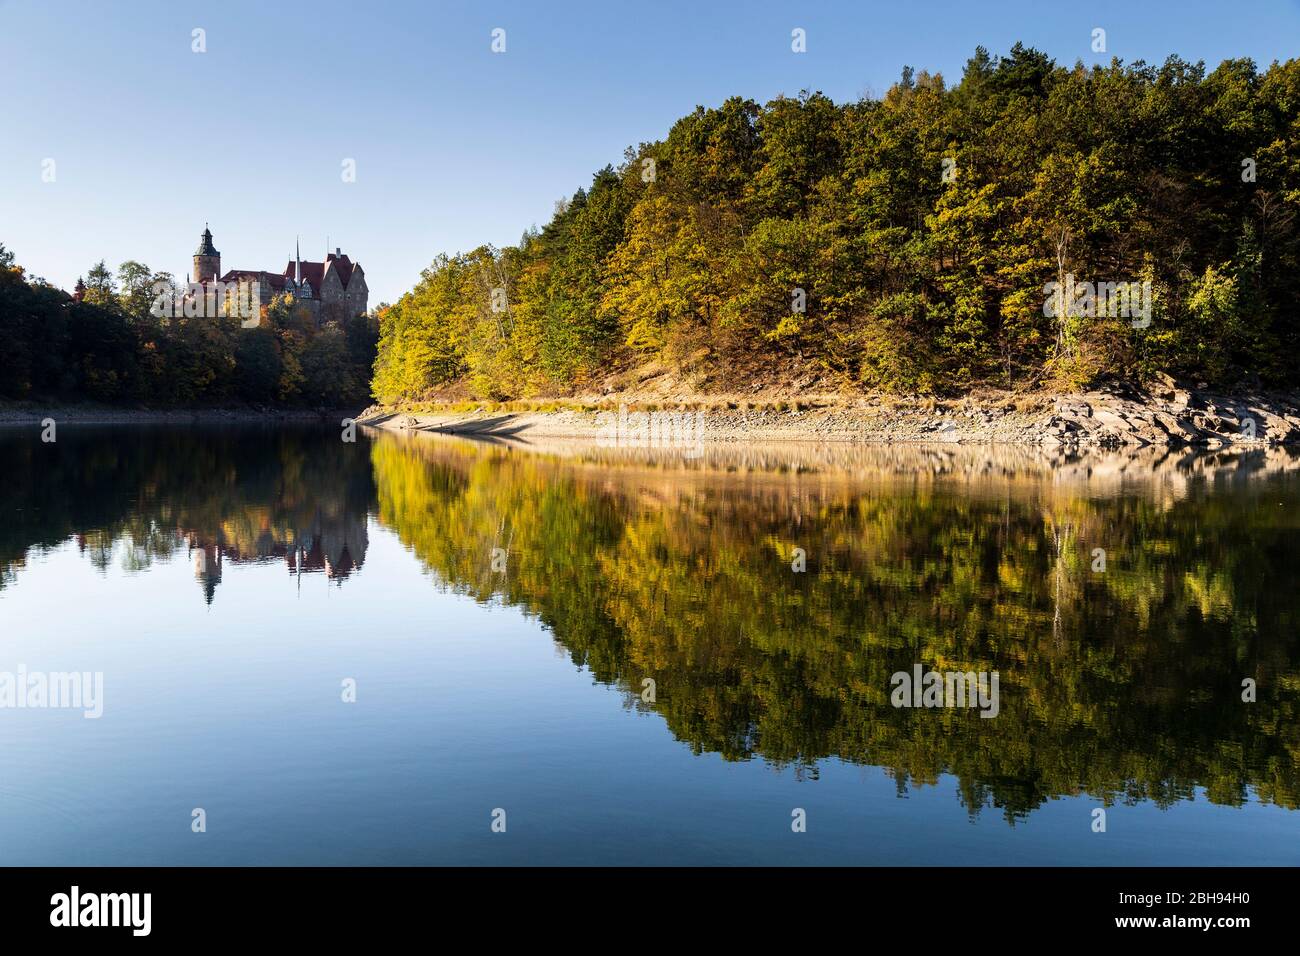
373;44;1300;406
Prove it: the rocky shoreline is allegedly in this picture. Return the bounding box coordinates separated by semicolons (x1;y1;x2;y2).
360;380;1300;448
6;381;1297;447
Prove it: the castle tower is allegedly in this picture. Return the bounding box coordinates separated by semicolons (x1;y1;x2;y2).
193;224;220;283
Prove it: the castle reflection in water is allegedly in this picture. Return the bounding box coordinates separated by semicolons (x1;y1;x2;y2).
188;511;368;604
1;425;374;606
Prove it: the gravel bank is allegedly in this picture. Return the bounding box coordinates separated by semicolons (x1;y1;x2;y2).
360;381;1300;448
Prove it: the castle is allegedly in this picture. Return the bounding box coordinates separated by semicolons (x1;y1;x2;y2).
192;225;368;324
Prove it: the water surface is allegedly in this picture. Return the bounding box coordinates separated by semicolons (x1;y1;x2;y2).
1;425;1297;864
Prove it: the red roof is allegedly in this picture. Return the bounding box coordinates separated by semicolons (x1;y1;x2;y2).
282;254;357;290
330;254;355;286
285;261;323;289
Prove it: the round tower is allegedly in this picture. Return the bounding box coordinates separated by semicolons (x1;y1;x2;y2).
193;224;220;283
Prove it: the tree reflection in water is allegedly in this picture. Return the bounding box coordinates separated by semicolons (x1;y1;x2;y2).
2;425;1297;822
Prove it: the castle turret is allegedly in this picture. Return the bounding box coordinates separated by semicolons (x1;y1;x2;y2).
193;224;220;283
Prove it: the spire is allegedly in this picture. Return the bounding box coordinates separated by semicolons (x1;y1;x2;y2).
195;224;218;257
295;237;301;284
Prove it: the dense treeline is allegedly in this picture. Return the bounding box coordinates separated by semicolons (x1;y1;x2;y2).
375;46;1300;402
0;246;377;407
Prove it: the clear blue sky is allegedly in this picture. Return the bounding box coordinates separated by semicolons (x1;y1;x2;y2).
3;0;1299;305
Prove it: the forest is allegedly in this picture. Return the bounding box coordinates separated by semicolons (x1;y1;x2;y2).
373;45;1300;403
0;246;377;408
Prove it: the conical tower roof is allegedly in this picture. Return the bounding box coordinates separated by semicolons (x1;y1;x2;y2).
195;224;219;257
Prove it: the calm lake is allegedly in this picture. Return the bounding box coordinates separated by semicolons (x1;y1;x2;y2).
0;424;1297;865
